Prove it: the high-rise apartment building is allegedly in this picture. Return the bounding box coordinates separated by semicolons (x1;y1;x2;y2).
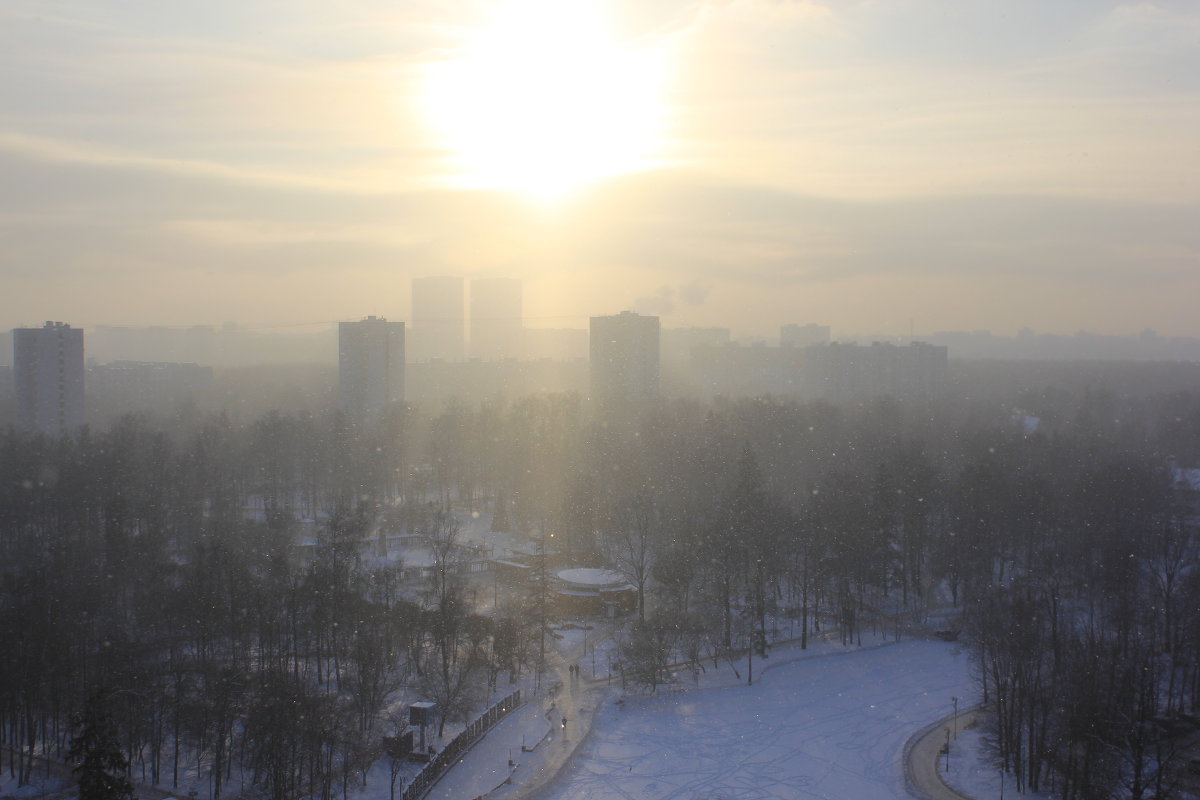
589;311;660;403
14;321;85;436
470;278;523;360
411;276;465;362
338;316;405;419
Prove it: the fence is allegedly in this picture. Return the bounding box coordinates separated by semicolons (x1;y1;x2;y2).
402;690;522;800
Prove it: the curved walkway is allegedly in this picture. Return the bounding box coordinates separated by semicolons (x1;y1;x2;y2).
425;622;620;800
904;705;985;800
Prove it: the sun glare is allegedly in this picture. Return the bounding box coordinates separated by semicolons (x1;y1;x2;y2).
422;0;669;201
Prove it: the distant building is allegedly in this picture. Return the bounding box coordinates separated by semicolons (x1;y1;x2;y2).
780;323;831;348
661;327;731;362
470;278;523;360
688;341;806;398
590;311;660;402
14;321;85;436
411;276;465;362
802;341;948;401
87;361;213;421
0;366;11;426
338;316;405;419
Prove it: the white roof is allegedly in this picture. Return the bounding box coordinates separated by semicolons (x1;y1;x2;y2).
556;567;628;588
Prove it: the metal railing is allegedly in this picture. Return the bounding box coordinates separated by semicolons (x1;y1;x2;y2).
402;690;522;800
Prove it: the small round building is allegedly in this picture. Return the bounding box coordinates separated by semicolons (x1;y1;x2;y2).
552;568;636;617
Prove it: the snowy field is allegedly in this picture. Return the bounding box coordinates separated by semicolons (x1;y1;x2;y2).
529;637;974;800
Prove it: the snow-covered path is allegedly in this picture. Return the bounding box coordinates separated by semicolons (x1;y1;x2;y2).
531;638;973;800
906;706;985;800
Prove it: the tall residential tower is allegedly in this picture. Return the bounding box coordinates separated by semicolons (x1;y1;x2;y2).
338;316;405;419
14;321;85;436
589;311;660;403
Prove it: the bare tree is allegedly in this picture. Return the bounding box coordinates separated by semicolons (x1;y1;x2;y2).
607;491;659;622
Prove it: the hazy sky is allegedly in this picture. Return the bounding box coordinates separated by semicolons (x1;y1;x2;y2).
3;0;1198;339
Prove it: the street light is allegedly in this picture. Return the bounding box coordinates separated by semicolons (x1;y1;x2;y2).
952;696;958;739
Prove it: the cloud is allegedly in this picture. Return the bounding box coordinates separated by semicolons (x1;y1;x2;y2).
0;133;370;193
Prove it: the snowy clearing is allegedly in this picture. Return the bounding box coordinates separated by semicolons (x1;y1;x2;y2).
0;637;992;800
524;637;973;800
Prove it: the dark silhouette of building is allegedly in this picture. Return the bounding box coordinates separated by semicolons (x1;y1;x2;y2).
338;316;405;419
14;321;85;436
589;311;660;402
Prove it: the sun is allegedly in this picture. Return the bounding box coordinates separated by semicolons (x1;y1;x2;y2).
421;0;669;201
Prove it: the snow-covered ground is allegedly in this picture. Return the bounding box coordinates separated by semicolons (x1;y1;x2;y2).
410;629;977;800
527;636;973;800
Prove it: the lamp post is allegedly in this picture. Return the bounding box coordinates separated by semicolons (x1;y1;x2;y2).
952;696;958;739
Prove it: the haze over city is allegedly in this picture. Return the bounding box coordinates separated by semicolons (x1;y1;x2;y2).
4;0;1199;338
7;6;1200;800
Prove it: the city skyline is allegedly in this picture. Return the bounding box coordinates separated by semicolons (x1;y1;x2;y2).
2;1;1198;337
